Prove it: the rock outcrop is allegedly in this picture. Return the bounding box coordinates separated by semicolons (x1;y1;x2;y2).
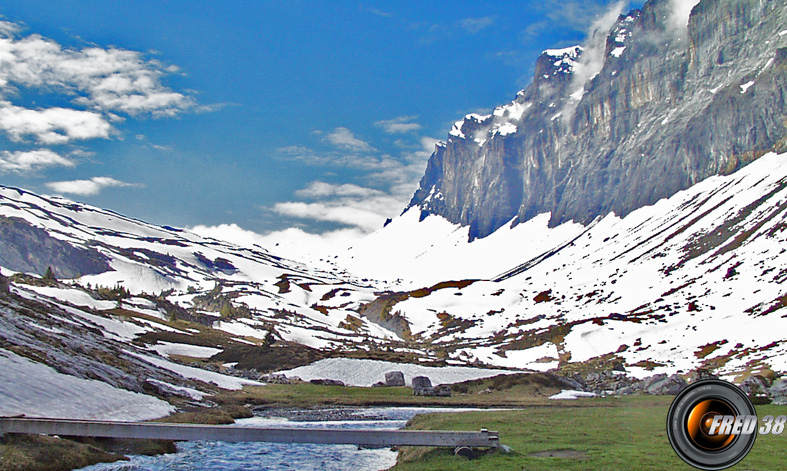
409;0;787;239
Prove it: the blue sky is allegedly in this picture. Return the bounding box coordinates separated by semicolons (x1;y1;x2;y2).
0;1;642;248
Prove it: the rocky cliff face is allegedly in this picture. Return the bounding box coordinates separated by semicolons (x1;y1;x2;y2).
409;0;787;240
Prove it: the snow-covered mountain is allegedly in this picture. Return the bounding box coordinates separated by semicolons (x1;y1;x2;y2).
0;185;398;351
344;151;787;379
3;0;787;422
3;151;787;389
409;0;787;239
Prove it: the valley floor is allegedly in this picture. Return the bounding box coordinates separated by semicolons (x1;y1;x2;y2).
7;390;786;471
393;397;787;471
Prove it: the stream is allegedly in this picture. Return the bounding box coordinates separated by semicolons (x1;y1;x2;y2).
75;407;468;471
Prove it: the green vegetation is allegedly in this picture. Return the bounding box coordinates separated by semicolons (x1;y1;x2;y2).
213;373;567;409
0;433;175;471
154;404;253;425
41;266;55;281
391;397;787;471
192;282;253;320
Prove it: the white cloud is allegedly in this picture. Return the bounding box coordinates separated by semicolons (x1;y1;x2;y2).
0;20;201;179
275;126;439;238
188;223;271;250
295;182;384;199
189;223;365;262
273;199;400;233
540;1;619;29
559;1;626;122
325;127;374;151
460;17;495;34
0;21;21;38
0;149;74;173
258;227;367;260
668;0;701;35
0;101;112;144
0;30;196;116
375;116;422;134
367;8;393;18
45;176;137;196
575;1;626;88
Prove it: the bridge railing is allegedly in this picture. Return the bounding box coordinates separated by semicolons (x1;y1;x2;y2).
0;417;499;448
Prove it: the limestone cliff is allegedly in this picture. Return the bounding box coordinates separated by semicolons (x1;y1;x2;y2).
408;0;787;239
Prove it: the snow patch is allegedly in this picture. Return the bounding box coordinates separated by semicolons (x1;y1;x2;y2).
150;341;222;359
0;349;174;421
127;351;262;390
740;80;755;93
496;122;517;135
276;358;525;387
550;390;597;400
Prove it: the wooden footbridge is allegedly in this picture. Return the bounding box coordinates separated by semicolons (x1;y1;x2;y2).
0;416;499;449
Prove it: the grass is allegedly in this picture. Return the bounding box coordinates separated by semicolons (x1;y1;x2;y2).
5;384;787;471
0;434;175;471
214;373;566;409
0;405;248;471
391;396;787;471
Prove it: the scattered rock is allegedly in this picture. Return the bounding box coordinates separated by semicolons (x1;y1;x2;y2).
309;379;345;386
641;374;668;390
739;375;770;396
558;375;585;391
769;379;787;405
646;374;688;395
686;368;719;383
144;379;193;399
261;373;291;384
411;376;450;396
414;384;452;397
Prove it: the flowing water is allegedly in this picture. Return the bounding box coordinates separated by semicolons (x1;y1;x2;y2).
76;407;464;471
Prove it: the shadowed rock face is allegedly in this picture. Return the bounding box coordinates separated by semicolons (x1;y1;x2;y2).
409;0;787;240
0;216;111;278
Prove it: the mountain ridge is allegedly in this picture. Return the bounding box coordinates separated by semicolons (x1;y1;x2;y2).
408;0;787;240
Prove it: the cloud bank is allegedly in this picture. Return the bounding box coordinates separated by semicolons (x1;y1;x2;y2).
325;127;374;152
0;149;74;173
46;176;138;196
0;19;200;193
668;0;701;35
375;116;422;134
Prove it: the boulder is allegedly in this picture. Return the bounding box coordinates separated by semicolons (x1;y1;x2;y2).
686;368;719;383
769;379;787;405
384;371;406;387
412;376;433;390
642;374;668;390
646;374;687;395
739;375;770;396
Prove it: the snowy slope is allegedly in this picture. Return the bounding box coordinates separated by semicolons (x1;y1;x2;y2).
2;153;787;388
339;152;787;379
0;348;175;421
0;186;394;349
276;358;526;387
0;282;264;419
